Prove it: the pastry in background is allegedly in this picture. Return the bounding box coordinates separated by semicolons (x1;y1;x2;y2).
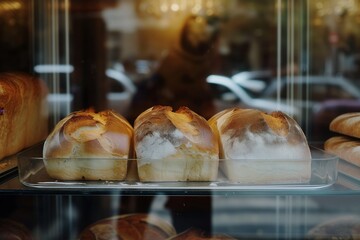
0;72;48;160
78;214;176;240
324;136;360;167
306;215;360;240
329;112;360;138
208;108;311;184
0;218;33;240
43;109;133;180
325;112;360;167
168;228;237;240
134;105;219;182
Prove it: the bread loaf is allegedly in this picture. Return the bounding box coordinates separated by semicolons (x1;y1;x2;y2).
0;72;48;160
78;214;176;240
43;109;133;180
208;108;311;184
324;136;360;167
134;105;219;182
329;112;360;138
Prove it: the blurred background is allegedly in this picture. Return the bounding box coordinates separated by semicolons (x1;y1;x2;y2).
2;0;360;143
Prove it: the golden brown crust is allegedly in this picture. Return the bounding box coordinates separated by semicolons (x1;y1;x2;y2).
42;109;133;180
0;72;48;159
78;214;176;240
324;136;360;167
329;112;360;139
44;109;133;158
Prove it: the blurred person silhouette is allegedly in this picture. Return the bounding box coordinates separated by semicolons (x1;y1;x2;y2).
125;14;222;233
129;14;221;121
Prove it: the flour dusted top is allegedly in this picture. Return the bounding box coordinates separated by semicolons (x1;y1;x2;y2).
134;105;219;160
208;108;311;161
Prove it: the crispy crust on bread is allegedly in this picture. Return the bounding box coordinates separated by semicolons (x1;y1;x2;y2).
330;112;360;138
325;136;360;167
0;72;48;159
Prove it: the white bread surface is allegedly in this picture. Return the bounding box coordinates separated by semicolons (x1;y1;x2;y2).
43;109;133;180
330;112;360;138
208;108;311;184
325;136;360;167
134;105;219;182
0;72;48;160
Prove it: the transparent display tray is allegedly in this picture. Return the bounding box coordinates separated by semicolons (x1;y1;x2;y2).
338;159;360;182
17;144;338;192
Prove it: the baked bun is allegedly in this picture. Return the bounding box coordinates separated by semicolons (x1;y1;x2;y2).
208;108;311;184
330;112;360;138
134;105;219;182
0;219;33;240
168;228;237;239
324;136;360;167
0;72;48;160
306;216;360;240
78;214;176;240
43;109;133;180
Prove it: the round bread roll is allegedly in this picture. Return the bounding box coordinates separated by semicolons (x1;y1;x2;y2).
134;105;219;182
168;228;237;240
208;108;311;184
307;215;360;240
324;136;360;167
329;112;360;139
78;214;176;240
43;109;133;181
0;219;33;240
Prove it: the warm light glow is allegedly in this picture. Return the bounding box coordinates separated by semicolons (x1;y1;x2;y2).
0;1;22;11
138;0;226;18
171;3;180;12
313;0;357;16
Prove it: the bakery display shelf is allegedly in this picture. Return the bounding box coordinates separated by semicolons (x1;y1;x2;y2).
13;143;339;193
337;172;360;190
0;154;18;181
338;159;360;183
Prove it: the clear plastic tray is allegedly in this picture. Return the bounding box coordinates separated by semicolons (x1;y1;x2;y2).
17;143;338;191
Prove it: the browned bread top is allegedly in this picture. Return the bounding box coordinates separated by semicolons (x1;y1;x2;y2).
43;109;133;158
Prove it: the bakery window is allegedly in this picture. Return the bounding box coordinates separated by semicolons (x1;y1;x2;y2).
2;0;360;239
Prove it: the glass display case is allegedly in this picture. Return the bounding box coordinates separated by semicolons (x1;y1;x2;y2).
2;0;360;239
